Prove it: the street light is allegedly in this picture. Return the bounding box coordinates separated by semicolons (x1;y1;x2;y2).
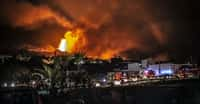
123;79;128;82
102;79;106;82
95;83;101;87
11;82;15;87
32;81;36;85
3;83;7;87
114;80;121;85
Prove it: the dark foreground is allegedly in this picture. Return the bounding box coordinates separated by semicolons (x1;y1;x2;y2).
1;79;200;104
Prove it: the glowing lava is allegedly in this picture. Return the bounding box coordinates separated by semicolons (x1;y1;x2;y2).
57;29;126;60
100;50;117;60
57;29;121;60
64;31;79;53
58;30;83;53
58;38;67;52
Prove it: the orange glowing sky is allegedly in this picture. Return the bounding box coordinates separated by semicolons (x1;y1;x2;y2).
3;0;195;60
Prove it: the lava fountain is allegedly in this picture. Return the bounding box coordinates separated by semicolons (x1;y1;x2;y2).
58;38;67;52
58;29;118;59
58;29;85;53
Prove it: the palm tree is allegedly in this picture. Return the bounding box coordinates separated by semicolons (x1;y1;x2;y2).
32;53;87;89
32;63;63;89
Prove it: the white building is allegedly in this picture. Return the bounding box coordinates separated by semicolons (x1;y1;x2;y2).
127;63;143;72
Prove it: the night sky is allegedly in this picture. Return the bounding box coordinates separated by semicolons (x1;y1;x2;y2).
0;0;199;62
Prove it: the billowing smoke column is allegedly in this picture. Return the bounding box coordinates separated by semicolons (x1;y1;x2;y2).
1;0;171;59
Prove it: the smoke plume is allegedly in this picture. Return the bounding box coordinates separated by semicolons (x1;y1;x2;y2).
0;0;171;59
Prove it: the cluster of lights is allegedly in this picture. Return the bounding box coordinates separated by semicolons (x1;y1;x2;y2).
145;67;174;76
74;60;85;65
89;60;103;64
2;81;36;88
2;82;15;87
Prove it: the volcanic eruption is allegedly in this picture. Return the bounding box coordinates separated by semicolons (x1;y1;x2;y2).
1;0;172;60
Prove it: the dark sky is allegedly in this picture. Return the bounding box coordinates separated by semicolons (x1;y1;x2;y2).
0;0;199;62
